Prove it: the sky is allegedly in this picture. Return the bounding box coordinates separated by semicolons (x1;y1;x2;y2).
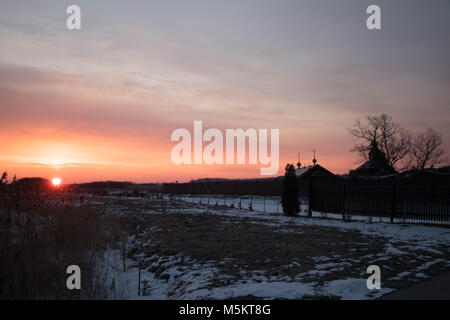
0;0;449;183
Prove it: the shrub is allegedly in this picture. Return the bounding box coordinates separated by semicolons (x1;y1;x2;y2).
281;164;299;216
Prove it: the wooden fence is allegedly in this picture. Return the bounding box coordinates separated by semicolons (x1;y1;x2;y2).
309;177;450;223
163;176;450;223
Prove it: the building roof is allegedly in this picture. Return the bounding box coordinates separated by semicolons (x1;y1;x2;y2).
400;166;450;177
349;140;397;176
295;164;335;178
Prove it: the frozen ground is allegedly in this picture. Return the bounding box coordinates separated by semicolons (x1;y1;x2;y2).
85;195;450;300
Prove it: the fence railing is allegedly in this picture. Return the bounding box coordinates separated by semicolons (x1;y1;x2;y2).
163;176;450;224
308;177;450;223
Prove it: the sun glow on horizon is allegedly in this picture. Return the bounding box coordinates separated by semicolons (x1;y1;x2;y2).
52;177;62;186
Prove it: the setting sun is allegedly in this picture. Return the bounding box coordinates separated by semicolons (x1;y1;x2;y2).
52;177;62;186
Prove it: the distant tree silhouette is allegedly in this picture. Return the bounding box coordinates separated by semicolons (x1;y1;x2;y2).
282;163;299;216
348;114;412;170
411;128;446;170
348;114;447;171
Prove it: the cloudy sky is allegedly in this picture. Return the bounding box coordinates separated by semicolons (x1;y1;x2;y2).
0;0;449;183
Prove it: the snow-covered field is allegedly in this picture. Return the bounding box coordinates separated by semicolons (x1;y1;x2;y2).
88;195;450;300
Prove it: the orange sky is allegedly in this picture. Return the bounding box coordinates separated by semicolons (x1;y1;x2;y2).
0;1;449;183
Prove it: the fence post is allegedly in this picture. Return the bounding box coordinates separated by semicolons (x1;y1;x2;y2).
342;182;346;221
308;178;313;217
391;182;396;223
138;260;141;296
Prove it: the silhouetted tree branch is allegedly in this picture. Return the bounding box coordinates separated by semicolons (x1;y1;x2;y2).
348;114;412;170
410;128;446;170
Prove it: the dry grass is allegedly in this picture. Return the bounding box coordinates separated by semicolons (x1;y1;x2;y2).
3;190;447;299
118;198;450;294
0;186;127;299
127;212;381;283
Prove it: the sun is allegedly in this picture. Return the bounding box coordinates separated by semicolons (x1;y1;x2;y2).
52;177;62;186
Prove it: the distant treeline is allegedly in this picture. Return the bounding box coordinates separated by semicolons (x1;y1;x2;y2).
73;181;163;195
76;181;135;189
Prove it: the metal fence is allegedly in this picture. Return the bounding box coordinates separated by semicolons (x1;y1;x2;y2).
163;176;450;224
309;177;450;223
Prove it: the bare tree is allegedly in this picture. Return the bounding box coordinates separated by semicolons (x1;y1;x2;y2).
410;128;446;170
348;114;412;170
